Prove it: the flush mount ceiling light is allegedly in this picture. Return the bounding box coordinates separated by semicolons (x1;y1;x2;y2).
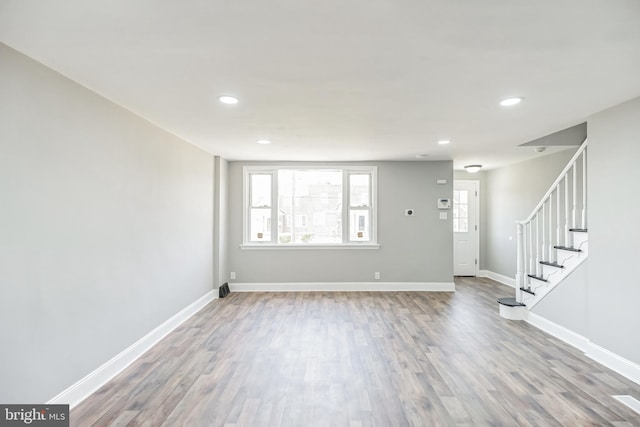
464;164;482;173
257;139;271;145
437;140;451;145
218;95;239;105
500;97;523;106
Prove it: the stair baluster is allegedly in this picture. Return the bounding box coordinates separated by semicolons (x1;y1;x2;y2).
572;161;577;230
582;150;587;229
548;195;554;263
565;174;570;247
556;185;561;249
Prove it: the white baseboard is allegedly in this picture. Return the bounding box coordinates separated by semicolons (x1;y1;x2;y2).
526;312;640;386
587;343;640;386
478;270;515;288
526;312;590;353
229;282;455;292
47;290;216;408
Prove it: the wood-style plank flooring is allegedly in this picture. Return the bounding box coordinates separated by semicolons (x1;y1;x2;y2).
71;277;640;426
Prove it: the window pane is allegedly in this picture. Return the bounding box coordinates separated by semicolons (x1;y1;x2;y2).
349;210;370;241
278;170;342;244
350;174;370;207
250;208;271;242
453;189;469;233
251;174;271;207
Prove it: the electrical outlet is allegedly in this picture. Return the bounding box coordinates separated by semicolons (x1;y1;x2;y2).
374;272;380;280
230;272;236;280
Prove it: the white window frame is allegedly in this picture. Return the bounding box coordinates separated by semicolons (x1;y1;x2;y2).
246;170;276;243
242;166;379;249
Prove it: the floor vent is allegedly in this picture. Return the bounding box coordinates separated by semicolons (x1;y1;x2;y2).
613;395;640;415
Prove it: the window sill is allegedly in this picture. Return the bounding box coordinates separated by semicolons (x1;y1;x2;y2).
240;243;381;250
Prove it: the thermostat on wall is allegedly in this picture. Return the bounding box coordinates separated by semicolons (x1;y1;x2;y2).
437;198;451;209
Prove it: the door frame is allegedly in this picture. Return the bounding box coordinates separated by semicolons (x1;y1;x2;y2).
453;179;480;276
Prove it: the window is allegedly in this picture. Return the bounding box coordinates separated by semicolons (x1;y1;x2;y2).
453;189;468;232
248;173;272;242
244;167;377;246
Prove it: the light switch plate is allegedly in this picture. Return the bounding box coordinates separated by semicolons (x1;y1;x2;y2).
440;212;447;220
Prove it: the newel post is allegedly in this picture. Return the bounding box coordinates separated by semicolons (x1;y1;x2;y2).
515;222;524;302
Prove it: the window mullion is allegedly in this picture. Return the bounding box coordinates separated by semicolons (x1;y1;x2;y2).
291;171;297;244
343;170;349;243
244;169;250;244
271;171;277;243
368;172;372;207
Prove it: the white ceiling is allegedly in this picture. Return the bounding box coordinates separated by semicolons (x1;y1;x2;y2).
1;0;639;169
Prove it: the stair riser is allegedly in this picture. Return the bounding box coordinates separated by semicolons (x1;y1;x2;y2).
556;250;579;265
572;232;589;248
541;264;562;280
499;304;527;320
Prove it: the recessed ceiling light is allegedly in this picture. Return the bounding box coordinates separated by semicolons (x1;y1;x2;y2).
438;140;451;145
257;139;271;145
415;154;430;159
218;95;239;105
500;97;523;106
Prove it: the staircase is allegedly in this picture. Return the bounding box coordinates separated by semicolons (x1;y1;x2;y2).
498;140;588;320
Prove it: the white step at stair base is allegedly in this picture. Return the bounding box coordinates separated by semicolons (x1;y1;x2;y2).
499;304;527;320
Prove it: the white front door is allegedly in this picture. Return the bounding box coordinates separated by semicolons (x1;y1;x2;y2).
453;180;479;276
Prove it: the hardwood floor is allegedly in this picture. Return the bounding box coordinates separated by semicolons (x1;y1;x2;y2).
71;278;640;426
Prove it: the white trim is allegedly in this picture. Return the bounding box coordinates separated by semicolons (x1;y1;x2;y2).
477;270;515;288
525;311;640;386
474;181;480;276
526;311;590;352
613;395;640;415
453;180;480;277
242;165;378;246
229;282;455;292
47;290;216;408
240;243;380;250
586;343;640;386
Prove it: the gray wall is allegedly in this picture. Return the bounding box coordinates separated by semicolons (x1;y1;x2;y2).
454;171;487;270
483;149;578;277
532;260;589;337
587;96;640;365
228;161;453;283
0;43;214;402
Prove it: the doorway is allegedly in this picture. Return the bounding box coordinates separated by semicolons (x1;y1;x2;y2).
453;180;479;276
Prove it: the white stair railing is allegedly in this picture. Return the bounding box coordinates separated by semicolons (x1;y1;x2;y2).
515;140;588;303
